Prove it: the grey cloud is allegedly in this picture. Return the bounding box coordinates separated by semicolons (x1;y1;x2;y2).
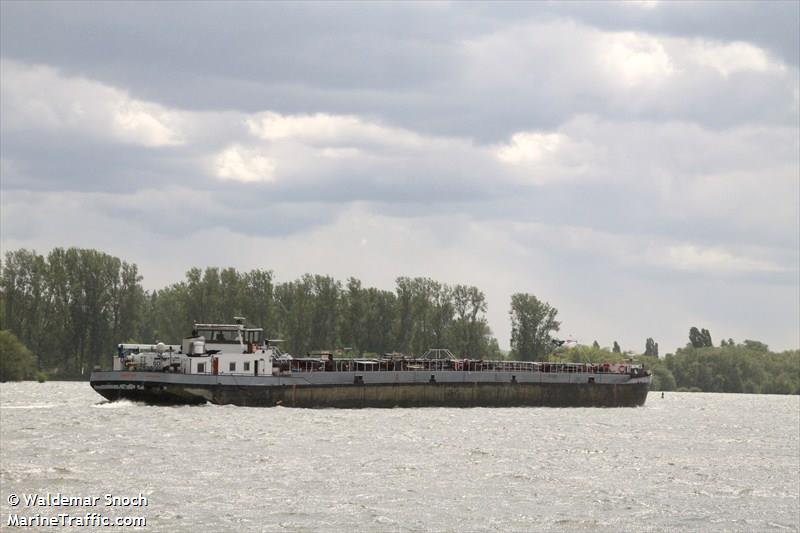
466;1;800;67
104;197;340;240
0;3;464;93
0;131;206;193
477;183;798;252
3;2;796;141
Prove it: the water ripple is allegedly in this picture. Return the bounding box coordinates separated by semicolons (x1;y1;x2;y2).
0;383;798;532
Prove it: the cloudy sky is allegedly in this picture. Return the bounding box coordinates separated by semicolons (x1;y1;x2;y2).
1;1;798;353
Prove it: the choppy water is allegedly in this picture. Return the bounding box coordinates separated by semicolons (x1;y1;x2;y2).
0;383;798;532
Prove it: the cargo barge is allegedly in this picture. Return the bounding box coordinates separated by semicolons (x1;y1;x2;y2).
90;320;651;408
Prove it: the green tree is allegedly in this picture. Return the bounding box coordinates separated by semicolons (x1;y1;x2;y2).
361;288;397;354
689;327;713;348
240;269;274;338
689;327;704;348
393;277;415;354
743;339;769;352
509;293;560;361
393;277;454;355
1;248;148;376
668;341;798;394
452;285;494;358
701;328;713;347
340;277;365;353
0;330;38;381
613;341;621;353
645;337;659;357
557;344;623;364
274;276;315;355
651;365;676;391
408;277;440;354
309;275;341;350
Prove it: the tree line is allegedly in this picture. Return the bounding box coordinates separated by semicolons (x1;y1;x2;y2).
1;248;143;377
562;330;798;395
143;269;509;361
640;335;799;395
2;248;565;378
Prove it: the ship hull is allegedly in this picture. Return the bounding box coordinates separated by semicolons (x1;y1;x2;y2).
91;371;650;408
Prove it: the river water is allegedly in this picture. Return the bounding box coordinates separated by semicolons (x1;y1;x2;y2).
0;382;798;532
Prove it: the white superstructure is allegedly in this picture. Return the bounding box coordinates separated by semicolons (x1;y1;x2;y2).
117;319;279;377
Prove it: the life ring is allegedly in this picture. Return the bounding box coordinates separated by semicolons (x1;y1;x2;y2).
619;365;626;374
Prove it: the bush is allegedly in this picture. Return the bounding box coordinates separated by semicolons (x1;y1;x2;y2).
0;330;39;381
667;344;798;395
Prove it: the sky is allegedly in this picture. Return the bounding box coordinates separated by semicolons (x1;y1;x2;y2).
1;1;798;354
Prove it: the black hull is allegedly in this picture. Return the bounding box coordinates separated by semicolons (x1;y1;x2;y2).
92;380;649;408
93;384;207;405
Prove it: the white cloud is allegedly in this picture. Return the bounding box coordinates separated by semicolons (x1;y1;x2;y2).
3;57;795;251
215;145;276;183
493;126;604;184
212;109;498;190
1;59;184;147
496;132;565;164
663;245;783;274
599;32;676;88
321;147;362;159
494;116;799;230
112;101;183;147
626;0;660;9
459;19;797;128
246;111;425;148
690;40;782;77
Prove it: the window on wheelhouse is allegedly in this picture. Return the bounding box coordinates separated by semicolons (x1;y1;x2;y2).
244;329;263;344
197;328;241;343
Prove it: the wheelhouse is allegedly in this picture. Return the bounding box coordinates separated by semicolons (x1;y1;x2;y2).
193;324;264;346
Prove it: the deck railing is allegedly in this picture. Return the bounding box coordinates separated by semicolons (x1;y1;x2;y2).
309;359;635;374
116;355;642;376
